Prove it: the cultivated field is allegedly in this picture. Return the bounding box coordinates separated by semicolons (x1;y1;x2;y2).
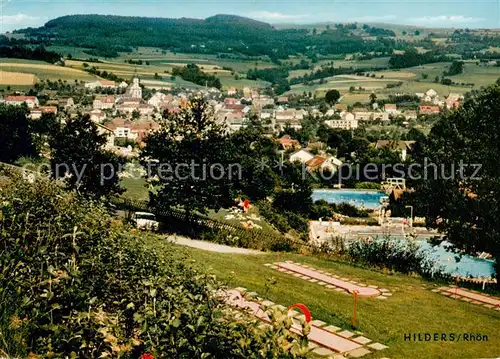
0;71;36;85
0;60;98;82
65;58;269;90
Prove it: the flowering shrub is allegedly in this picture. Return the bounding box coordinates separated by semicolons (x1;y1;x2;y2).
0;171;310;358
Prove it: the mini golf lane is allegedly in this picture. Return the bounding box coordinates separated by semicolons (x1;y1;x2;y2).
276;262;381;297
223;290;364;354
439;287;500;309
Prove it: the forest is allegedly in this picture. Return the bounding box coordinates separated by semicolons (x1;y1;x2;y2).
15;14;413;60
389;48;452;69
0;43;61;63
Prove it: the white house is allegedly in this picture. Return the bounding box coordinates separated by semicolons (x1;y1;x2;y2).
426;89;438;98
325;112;358;130
148;92;168;109
353;111;374;121
96;124;115;149
289;149;315;164
85;80;117;90
5;96;39;109
58;97;75;109
93;96;115;110
90;109;107;123
384;104;398;114
306;155;343;173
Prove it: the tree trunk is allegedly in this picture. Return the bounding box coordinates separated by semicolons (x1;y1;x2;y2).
494;253;500;290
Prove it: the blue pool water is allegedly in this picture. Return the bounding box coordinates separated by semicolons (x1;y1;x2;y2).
312;189;386;209
420;241;495;278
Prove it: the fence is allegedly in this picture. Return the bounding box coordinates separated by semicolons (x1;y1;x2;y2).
111;197;310;252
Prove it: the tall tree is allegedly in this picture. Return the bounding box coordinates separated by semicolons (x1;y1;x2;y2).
141;98;234;214
0;104;36;163
50;115;124;200
324;89;341;105
228;116;279;201
410;84;500;285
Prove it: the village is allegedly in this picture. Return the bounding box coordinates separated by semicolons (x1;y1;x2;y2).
1;75;463;167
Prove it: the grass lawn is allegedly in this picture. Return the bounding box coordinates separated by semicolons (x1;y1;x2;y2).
144;235;500;359
120;177;149;201
47;45;97;59
338;92;390;105
450;64;500;88
382;81;472;97
215;72;270;90
207;206;281;236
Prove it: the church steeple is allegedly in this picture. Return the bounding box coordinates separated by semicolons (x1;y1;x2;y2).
128;73;142;99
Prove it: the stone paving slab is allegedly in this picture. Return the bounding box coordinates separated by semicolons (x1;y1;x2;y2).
367;343;389;351
324;325;341;332
352;336;372;345
311;319;327;327
312;347;335;356
345;347;371;358
436;287;500;311
222;288;388;355
267;262;384;297
337;330;355;338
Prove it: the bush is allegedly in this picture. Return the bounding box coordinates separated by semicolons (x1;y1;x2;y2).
0;172;309;358
335;203;370;217
354;182;381;190
347;237;451;280
256;200;292;233
283;211;309;234
309;200;335;220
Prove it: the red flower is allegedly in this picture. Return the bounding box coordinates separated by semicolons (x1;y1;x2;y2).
140;354;154;359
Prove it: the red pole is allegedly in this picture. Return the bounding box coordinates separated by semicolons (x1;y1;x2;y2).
455;276;459;297
352;290;359;327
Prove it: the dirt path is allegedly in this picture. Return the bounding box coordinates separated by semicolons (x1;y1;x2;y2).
168;235;264;255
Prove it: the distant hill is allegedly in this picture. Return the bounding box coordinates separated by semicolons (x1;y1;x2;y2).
15;14;410;59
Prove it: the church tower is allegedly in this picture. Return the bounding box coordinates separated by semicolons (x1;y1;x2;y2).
129;75;142;99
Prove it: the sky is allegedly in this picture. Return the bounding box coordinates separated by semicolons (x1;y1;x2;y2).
1;0;499;32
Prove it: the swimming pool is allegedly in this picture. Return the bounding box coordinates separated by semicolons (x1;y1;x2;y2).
420;241;495;278
312;189;386;209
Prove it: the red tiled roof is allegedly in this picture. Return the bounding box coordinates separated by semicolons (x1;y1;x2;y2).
38;106;57;113
5;96;37;102
306;156;327;168
98;80;116;86
224;98;238;104
419;105;440;113
96;96;115;103
131;121;160;131
104;118;132;129
225;104;245;111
